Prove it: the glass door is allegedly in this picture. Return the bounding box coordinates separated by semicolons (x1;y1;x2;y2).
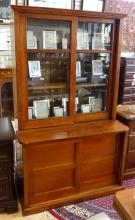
75;21;112;117
26;18;71;120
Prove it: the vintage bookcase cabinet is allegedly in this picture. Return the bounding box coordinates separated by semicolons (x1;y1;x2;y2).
11;6;128;216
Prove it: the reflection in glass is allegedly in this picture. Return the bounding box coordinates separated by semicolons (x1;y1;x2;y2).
27;53;70;119
77;22;112;50
27;19;71;50
75;53;110;114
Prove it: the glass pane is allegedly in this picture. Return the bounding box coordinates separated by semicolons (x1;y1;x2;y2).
27;19;71;50
77;22;112;50
75;53;110;114
27;52;70;119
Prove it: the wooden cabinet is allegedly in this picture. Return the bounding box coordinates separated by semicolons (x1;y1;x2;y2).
118;57;135;105
0;68;14;118
0;117;17;213
11;5;128;216
117;105;135;179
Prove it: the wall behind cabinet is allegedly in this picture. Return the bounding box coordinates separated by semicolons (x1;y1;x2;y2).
105;0;135;52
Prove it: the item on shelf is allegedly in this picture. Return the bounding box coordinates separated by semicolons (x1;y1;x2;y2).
91;97;102;112
76;61;81;77
81;104;91;113
43;30;57;49
62;38;68;49
33;99;50;118
53;107;64;117
28;0;72;9
83;0;105;12
92;60;103;76
77;31;89;50
62;97;68;115
28;61;41;78
17;0;25;5
92;33;104;50
28;106;35;119
89;96;95;104
27;31;37;49
75;97;79;111
76;77;87;83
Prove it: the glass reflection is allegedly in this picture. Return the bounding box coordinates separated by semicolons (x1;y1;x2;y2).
75;53;110;114
27;53;70;119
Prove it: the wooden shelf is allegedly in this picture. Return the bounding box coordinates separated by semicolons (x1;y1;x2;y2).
27;49;71;53
28;83;67;90
77;50;112;53
28;83;107;90
76;83;107;88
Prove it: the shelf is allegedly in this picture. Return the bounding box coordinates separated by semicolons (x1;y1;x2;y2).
28;83;107;90
76;83;107;88
77;50;112;53
28;83;67;90
27;49;71;53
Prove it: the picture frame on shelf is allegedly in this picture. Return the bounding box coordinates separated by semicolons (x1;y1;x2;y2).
92;33;104;50
27;31;37;49
28;0;72;9
62;38;68;49
91;97;102;112
92;60;103;76
76;61;81;77
28;60;41;78
53;107;64;117
0;0;10;19
28;106;34;119
81;104;91;113
62;97;68;115
43;30;57;49
77;32;89;50
83;0;105;12
33;99;50;119
75;97;79;112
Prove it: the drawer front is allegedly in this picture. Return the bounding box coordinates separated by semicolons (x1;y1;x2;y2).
125;66;135;72
124;87;135;95
0;160;9;178
123;95;135;103
128;136;135;151
125;72;135;80
126;151;135;170
0;181;9;201
124;79;132;87
0;144;10;158
126;58;135;65
128;121;135;132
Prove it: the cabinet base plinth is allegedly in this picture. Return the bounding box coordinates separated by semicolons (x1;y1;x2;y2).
21;185;124;216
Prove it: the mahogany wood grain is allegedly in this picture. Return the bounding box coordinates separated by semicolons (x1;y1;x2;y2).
11;6;128;216
113;188;135;220
11;5;126;130
17;120;128;144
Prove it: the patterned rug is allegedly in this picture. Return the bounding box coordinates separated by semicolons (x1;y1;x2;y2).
48;179;135;220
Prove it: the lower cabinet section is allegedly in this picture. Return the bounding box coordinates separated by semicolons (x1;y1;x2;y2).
17;120;128;216
0;117;18;213
0;181;9;201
